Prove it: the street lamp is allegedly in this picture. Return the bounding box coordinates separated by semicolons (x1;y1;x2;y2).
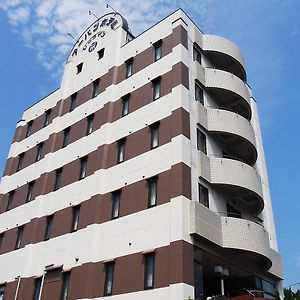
214;265;230;296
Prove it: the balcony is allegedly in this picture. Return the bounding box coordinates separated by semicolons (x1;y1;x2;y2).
203;34;246;82
198;152;263;215
190;201;283;279
198;104;257;166
204;68;251;120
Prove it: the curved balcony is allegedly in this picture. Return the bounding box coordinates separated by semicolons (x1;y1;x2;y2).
198;152;264;214
190;201;279;273
198;105;257;166
204;68;251;120
203;35;246;81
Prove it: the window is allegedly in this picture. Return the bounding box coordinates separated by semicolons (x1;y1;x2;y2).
104;262;115;296
111;191;121;219
148;177;157;207
71;206;80;232
193;46;201;64
197;129;207;154
195;82;204;104
44;215;54;241
54;168;63;191
44;109;51;127
153;40;162;61
92;79;100;98
86;114;94;135
62;127;71;148
0;233;3;251
150;123;159;149
33;277;42;300
226;203;242;218
25;120;33;138
198;183;209;208
26;181;34;203
121;94;130;117
35;143;44;162
6;190;15;211
125;58;133;78
144;253;155;289
117;139;126;164
98;48;105;60
70;93;77;112
60;272;71;300
152;77;161;100
79;156;88;180
0;285;5;300
15;226;24;249
76;62;83;74
16;153;24;172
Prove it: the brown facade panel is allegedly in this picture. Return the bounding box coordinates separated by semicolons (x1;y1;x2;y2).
17;277;35;300
2;280;17;299
0;227;17;254
172;61;190;90
172;25;188;49
51;207;72;238
171;163;192;199
42;268;62;300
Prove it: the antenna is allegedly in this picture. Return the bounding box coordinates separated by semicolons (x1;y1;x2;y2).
68;33;77;42
89;10;98;19
106;3;118;15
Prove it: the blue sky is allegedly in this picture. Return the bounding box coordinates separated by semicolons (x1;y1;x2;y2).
0;0;299;289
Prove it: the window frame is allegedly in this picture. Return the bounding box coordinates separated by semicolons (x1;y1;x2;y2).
16;152;25;172
44;109;52;127
0;284;5;300
144;252;155;290
86;114;94;136
26;181;34;203
147;177;158;208
25;120;33;138
79;156;88;180
125;58;133;78
198;183;209;208
150;122;159;149
195;82;204;105
153;40;162;61
152;77;161;100
60;271;71;300
62;127;71;148
6;190;15;211
111;191;121;219
117;139;126;164
121;94;130;117
197;129;207;154
33;277;42;300
44;214;54;241
193;45;202;64
70;93;77;112
98;48;105;60
76;62;83;74
15;225;24;250
35;142;44;162
92;79;100;98
71;205;80;232
103;262;115;296
54;168;63;191
0;233;4;251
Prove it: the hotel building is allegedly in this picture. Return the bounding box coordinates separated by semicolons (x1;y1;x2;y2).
0;9;282;300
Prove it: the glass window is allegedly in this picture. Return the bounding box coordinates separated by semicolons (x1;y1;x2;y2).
117;139;126;164
0;233;4;251
79;156;88;180
104;262;115;296
15;226;24;249
33;277;42;300
195;83;204;104
150;123;159;149
16;153;24;172
44;109;51;127
26;181;34;203
35;143;44;162
54;168;63;191
125;58;133;78
76;62;83;74
197;129;207;154
44;215;54;241
0;285;5;300
193;46;201;64
92;79;100;98
25;120;33;138
70;93;77;112
86;114;94;135
62;127;71;148
6;190;15;211
154;40;162;61
98;48;105;60
148;177;157;207
144;253;155;289
121;94;130;117
60;272;71;300
198;183;209;208
152;78;161;100
111;191;121;219
71;206;80;232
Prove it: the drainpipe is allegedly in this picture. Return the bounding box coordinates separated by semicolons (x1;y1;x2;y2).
13;276;21;300
38;271;46;300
